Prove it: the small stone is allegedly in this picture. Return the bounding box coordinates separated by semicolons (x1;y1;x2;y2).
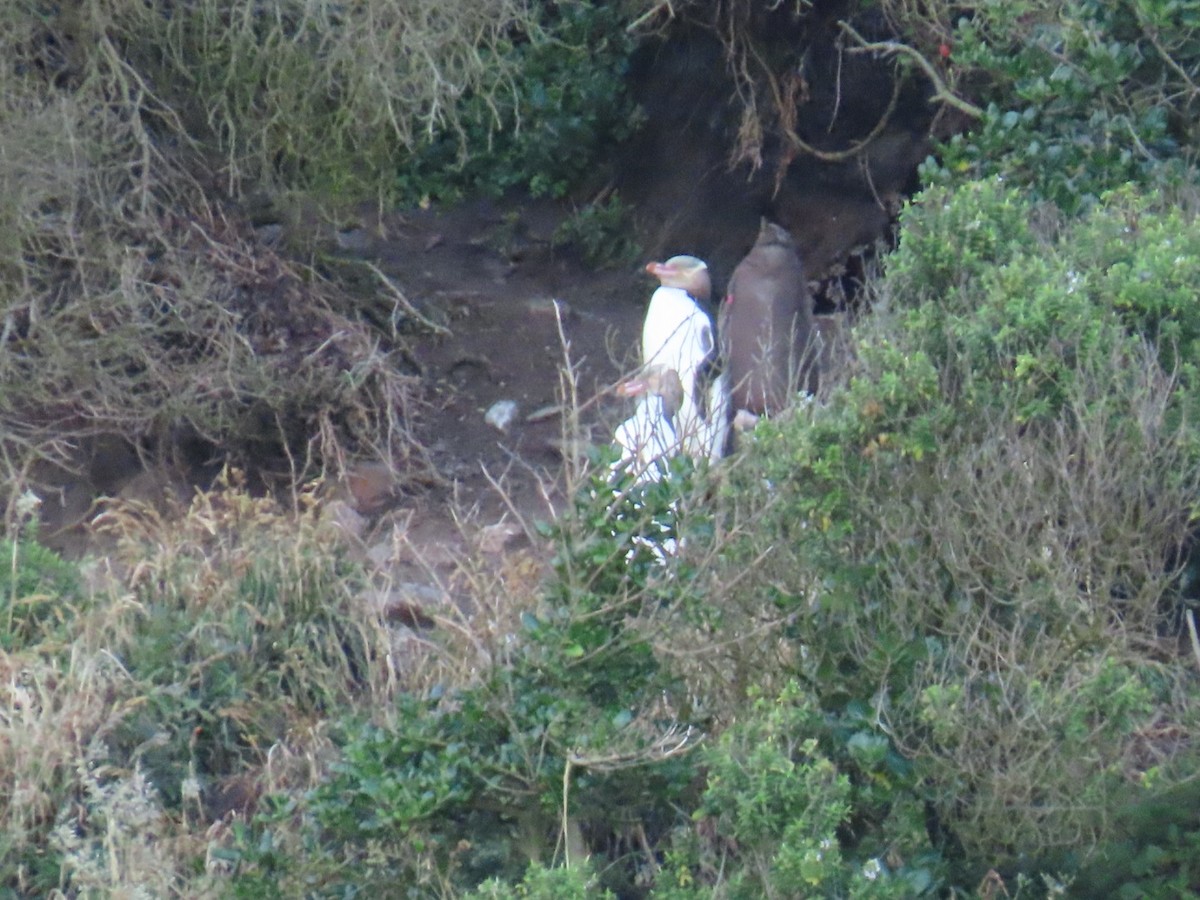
323;499;367;540
342;462;396;515
478;520;522;555
485;399;519;432
334;227;372;254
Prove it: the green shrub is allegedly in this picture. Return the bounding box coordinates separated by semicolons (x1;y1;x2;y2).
468;862;615;899
652;681;939;898
902;0;1200;211
396;1;639;203
889;180;1200;420
717;180;1200;883
887;178;1038;299
1067;186;1200;378
96;477;391;809
0;511;82;652
1068;779;1200;897
552;193;641;269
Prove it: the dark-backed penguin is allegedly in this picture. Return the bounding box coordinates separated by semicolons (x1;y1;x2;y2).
719;221;815;417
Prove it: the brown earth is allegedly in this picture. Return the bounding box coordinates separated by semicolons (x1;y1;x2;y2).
28;183;882;595
327;197;656;580
29;19;934;595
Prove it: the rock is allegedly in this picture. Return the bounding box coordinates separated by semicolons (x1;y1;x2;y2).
366;583;445;629
366;536;396;569
484;399;519;432
477;520;522;555
334;227;374;254
323;498;368;541
342;461;396;515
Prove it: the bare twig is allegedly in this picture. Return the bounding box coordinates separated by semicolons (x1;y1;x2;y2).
839;20;983;119
625;0;676;34
774;65;904;163
363;262;452;336
1133;5;1200;103
1187;609;1200;674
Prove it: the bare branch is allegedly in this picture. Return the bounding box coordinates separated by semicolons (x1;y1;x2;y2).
839;20;983;119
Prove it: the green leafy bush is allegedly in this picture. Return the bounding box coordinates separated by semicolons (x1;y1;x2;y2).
1067;779;1200;897
653;681;939;898
718;179;1200;883
552;193;641;269
890;180;1200;420
0;509;82;652
468;862;615;899
396;1;639;203
907;0;1200;211
96;477;391;809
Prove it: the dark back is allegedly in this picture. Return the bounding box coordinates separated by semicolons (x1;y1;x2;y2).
719;221;814;415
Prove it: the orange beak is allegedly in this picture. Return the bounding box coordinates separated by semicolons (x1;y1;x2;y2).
615;377;651;398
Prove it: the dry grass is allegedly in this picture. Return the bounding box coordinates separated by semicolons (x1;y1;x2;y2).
112;0;546;198
0;2;437;506
0;467;411;894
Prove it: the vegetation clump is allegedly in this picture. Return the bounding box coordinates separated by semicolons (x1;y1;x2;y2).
0;0;638;491
721;179;1200;888
4;0;1200;897
0;476;394;896
885;0;1200;210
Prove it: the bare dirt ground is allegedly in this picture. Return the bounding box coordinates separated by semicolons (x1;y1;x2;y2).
29;196;664;599
291;189;868;596
30;185;876;602
330;197;654;581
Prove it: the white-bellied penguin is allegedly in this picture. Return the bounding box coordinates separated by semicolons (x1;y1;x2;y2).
611;365;685;483
641;255;729;462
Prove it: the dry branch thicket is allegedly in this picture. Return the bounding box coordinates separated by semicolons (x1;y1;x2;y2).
644;0;954;191
0;0;507;500
113;0;547;195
